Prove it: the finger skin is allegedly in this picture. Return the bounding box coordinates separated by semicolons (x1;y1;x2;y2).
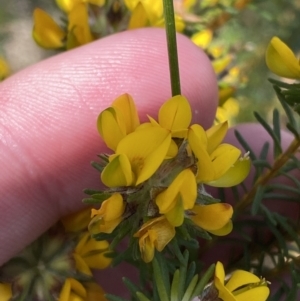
0;28;218;265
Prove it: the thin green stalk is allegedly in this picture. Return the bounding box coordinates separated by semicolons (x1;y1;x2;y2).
162;0;181;96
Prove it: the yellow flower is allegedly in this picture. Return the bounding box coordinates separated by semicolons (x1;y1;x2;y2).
61;207;92;232
59;278;86;301
128;2;149;29
266;36;300;79
188;122;250;187
156;95;192;138
155;169;197;226
125;0;163;25
190;203;233;236
56;0;105;13
125;0;185;31
66;3;93;49
101;127;171;187
59;278;107;301
33;2;95;50
0;283;12;301
32;8;66;49
134;216;175;263
212;55;232;75
97;94;140;151
0;58;10;80
89;193;125;234
74;232;111;275
191;29;213;50
214;261;270;301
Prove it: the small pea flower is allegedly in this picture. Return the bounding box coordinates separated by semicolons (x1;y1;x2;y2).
59;278;106;301
32;8;66;49
101;127;172;187
74;232;111;275
214;261;270;301
266;36;300;79
89;193;126;234
190;203;233;236
125;0;184;31
134;216;175;263
156;168;197;226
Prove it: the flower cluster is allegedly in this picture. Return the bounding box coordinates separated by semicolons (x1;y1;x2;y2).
88;94;250;262
0;207;110;301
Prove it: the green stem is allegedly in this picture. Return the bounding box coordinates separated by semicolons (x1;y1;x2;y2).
162;0;181;96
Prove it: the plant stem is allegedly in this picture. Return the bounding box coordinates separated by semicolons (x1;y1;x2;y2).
162;0;181;96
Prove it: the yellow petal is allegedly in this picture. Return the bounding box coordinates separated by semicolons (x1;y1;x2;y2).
91;193;124;221
212;55;232;74
210;144;241;179
85;282;107;301
61;207;91;232
134;216;175;262
208;220;233;236
188;124;208;149
112;94;140;134
73;253;93;276
128;2;149;29
33;8;66;49
158;95;192;134
215;261;226;284
0;58;10;80
166;139;179;158
89;193;125;234
101;154;134;187
219;86;235;106
266;36;300;79
235;286;270;301
226;270;260;291
215;277;236;301
191;29;213;49
116;128;171;185
139;230;156;263
191;203;233;231
188;125;215;182
56;0;82;13
89;216;123;234
77;235;111;269
67;3;93;48
0;283;12;301
125;0;163;24
152;218;175;251
164;197;185;226
156;169;197;213
206;122;228;154
207;156;251;187
59;278;87;301
97;107;126;151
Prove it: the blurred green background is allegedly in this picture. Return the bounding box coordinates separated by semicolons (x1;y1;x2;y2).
1;0;300;124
